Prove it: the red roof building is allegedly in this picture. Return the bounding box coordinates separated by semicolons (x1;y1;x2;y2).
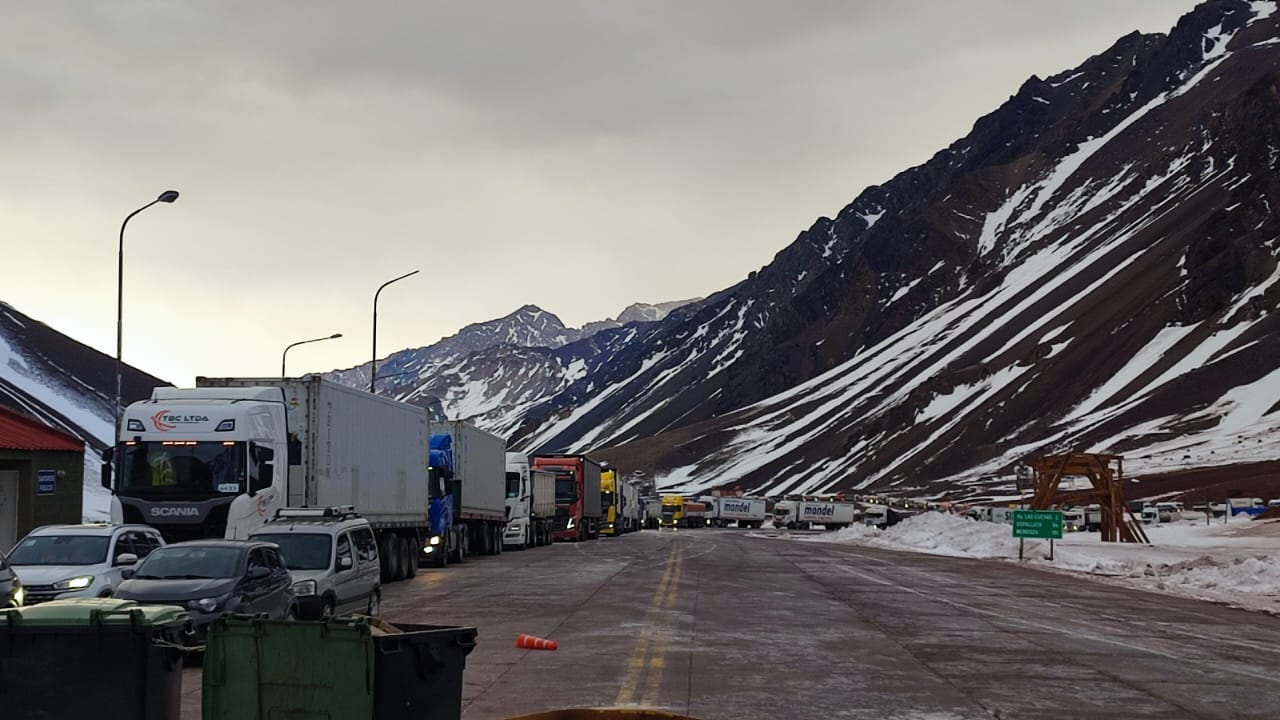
0;406;85;453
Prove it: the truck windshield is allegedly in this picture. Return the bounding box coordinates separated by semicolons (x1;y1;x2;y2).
506;472;521;499
119;441;246;495
601;491;616;509
554;473;577;502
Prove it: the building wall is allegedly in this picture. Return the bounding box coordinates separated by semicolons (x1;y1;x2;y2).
0;448;85;548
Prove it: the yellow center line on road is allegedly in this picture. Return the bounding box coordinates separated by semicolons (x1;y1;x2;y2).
639;549;682;707
614;542;683;706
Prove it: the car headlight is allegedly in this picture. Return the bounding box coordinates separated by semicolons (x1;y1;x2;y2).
12;586;24;607
54;576;95;591
187;594;228;613
292;580;317;597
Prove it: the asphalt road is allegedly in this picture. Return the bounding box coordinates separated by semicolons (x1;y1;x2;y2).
181;528;1280;719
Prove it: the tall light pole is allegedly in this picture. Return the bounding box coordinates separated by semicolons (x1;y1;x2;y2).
281;333;343;377
371;270;419;394
114;190;180;446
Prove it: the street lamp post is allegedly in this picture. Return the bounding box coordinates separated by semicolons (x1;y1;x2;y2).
281;333;343;377
371;270;419;394
114;190;180;446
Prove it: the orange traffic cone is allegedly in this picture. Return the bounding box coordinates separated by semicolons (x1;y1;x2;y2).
515;633;558;651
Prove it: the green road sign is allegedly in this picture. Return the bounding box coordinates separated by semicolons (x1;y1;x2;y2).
1012;510;1063;539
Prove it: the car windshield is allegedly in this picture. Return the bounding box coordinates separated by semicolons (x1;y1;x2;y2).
250;533;332;571
6;535;110;566
134;546;243;579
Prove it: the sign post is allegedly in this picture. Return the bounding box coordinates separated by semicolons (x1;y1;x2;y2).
1012;509;1063;561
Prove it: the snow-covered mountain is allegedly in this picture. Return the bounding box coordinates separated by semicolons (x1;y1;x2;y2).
326;299;700;422
344;0;1280;500
0;302;171;518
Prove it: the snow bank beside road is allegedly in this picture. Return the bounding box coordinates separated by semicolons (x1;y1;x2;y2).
796;512;1280;614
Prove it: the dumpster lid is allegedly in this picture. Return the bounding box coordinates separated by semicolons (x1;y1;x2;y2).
0;598;189;626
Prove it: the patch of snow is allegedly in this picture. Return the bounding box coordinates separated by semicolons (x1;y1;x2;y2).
1249;1;1277;25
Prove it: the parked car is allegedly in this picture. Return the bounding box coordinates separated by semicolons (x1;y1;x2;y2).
4;524;164;604
0;550;22;608
248;507;381;619
115;539;298;642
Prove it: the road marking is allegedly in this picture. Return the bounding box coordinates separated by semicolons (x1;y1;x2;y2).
615;542;683;706
640;549;683;706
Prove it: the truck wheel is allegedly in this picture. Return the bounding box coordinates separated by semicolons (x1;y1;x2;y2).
382;534;403;581
402;536;417;578
379;534;397;580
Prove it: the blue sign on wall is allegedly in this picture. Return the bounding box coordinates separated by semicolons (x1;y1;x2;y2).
37;470;56;496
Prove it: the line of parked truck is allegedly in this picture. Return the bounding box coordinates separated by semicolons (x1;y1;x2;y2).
96;376;656;585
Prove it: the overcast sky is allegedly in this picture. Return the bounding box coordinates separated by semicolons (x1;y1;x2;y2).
3;1;1194;386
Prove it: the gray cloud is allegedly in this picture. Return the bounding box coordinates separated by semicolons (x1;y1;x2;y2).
3;1;1192;385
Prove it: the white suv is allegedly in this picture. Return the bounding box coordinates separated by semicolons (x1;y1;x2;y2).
6;523;165;603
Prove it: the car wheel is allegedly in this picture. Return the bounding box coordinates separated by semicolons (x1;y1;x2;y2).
321;600;335;619
286;606;298;621
367;590;381;617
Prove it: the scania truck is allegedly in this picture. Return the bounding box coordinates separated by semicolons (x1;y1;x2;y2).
103;376;431;583
504;452;555;549
533;454;601;541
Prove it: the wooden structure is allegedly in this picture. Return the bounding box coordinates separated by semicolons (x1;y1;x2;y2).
1027;453;1148;543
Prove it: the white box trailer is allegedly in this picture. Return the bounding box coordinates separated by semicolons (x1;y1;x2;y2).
191;376;431;583
796;501;856;530
713;497;767;528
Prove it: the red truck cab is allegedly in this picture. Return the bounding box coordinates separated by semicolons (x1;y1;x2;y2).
532;454;602;541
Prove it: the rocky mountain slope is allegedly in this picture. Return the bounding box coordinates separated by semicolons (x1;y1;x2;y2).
347;0;1280;500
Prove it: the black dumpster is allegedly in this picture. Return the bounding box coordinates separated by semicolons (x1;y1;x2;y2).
0;597;188;720
374;623;478;720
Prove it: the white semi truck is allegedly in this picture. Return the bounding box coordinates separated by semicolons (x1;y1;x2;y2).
104;376;432;582
504;452;556;549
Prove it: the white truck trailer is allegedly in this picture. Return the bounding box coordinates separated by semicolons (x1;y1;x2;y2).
504;452;556;549
712;496;768;528
105;376;431;583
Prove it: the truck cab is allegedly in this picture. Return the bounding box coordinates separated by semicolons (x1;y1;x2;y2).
660;495;685;529
104;387;289;543
601;469;622;536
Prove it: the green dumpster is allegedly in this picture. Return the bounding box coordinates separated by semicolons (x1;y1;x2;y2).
0;597;189;720
203;615;477;720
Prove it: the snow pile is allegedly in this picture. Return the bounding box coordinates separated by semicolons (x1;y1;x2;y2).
796;512;1280;613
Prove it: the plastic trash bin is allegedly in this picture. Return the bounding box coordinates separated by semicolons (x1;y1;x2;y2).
0;597;189;720
203;615;477;720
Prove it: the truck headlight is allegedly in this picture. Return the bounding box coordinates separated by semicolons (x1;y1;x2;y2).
428;535;441;546
54;576;94;591
292;580;317;597
567;517;576;530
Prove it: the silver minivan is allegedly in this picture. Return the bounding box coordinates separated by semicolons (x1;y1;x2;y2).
249;507;381;619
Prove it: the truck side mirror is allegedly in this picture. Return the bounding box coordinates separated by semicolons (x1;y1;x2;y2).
101;447;114;490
